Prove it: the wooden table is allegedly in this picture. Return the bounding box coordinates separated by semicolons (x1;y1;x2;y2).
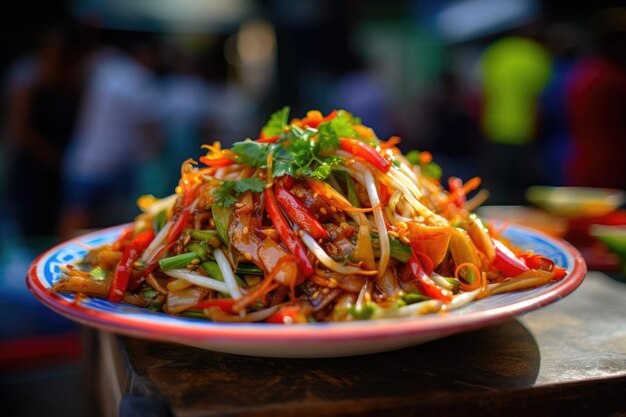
95;271;626;417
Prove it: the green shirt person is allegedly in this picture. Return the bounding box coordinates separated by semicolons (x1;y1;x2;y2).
481;36;551;145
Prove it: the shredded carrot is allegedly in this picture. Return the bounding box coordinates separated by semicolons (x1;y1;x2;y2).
455;262;483;291
380;136;402;149
420;151;432;165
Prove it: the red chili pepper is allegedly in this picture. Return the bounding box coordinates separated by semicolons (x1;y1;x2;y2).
409;252;453;302
115;226;134;246
448;177;465;207
519;254;554;270
199;156;234;168
194;299;236;314
264;188;314;276
166;209;190;244
552;267;567;280
256;132;280;143
339;138;391;173
128;241;177;291
518;254;567;280
409;240;435;276
492;239;529;277
266;306;305;324
108;230;155;302
275;184;328;240
379;182;391;206
322;110;337;122
281;175;296;189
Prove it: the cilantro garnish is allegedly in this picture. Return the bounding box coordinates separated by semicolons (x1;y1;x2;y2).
212;178;266;207
261;106;290;137
231;141;271;167
228;112;359;181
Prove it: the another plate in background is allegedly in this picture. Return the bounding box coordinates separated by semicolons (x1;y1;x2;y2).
590;225;626;275
525;186;625;218
476;205;568;238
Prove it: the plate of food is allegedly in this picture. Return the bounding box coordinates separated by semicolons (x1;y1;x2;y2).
526;185;625;218
27;108;586;358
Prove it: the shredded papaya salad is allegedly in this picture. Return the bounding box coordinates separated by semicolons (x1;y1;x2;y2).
53;108;567;323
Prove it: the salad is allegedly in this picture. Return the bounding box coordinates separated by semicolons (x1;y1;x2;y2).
54;108;567;323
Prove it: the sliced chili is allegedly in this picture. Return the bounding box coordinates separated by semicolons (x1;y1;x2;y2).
264;187;314;276
108;230;155;302
275;184;328;240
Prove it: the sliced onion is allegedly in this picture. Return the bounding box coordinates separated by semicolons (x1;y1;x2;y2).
448;289;480;309
141;220;173;263
301;233;377;276
398;161;418;183
138;194;177;215
362;169;390;279
214;248;243;299
430;273;454;290
164;269;229;293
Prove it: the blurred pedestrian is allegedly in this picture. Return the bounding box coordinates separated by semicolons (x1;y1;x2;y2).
59;32;163;238
4;24;89;237
421;70;480;182
479;34;551;204
564;9;626;190
537;23;581;186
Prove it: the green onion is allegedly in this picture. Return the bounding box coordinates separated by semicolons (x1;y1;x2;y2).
212;205;233;246
236;263;264;276
141;286;158;299
349;301;378;320
325;173;343;195
345;173;360;208
190;230;221;247
336;170;360;208
202;260;247;287
402;292;430;304
200;261;224;281
186;242;210;261
445;277;461;293
159;252;199;270
371;235;411;263
181;310;209;320
89;266;108;281
153;209;167;233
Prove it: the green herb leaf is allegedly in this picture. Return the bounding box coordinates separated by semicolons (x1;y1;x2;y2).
89;267;108;281
422;162;442;180
153;209;167;234
317;122;339;155
212;178;266;207
329;115;356;138
406;150;421;165
233;178;266;193
261;106;290;137
231;141;270;167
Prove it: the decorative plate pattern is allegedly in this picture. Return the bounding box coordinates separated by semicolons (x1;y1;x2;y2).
27;223;586;358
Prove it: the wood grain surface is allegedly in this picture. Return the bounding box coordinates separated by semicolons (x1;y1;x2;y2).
103;272;626;417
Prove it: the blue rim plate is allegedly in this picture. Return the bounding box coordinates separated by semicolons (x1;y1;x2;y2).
27;222;587;358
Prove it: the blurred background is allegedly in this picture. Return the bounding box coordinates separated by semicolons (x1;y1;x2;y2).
1;0;625;415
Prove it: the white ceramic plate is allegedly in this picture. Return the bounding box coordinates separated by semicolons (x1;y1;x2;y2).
27;223;586;358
